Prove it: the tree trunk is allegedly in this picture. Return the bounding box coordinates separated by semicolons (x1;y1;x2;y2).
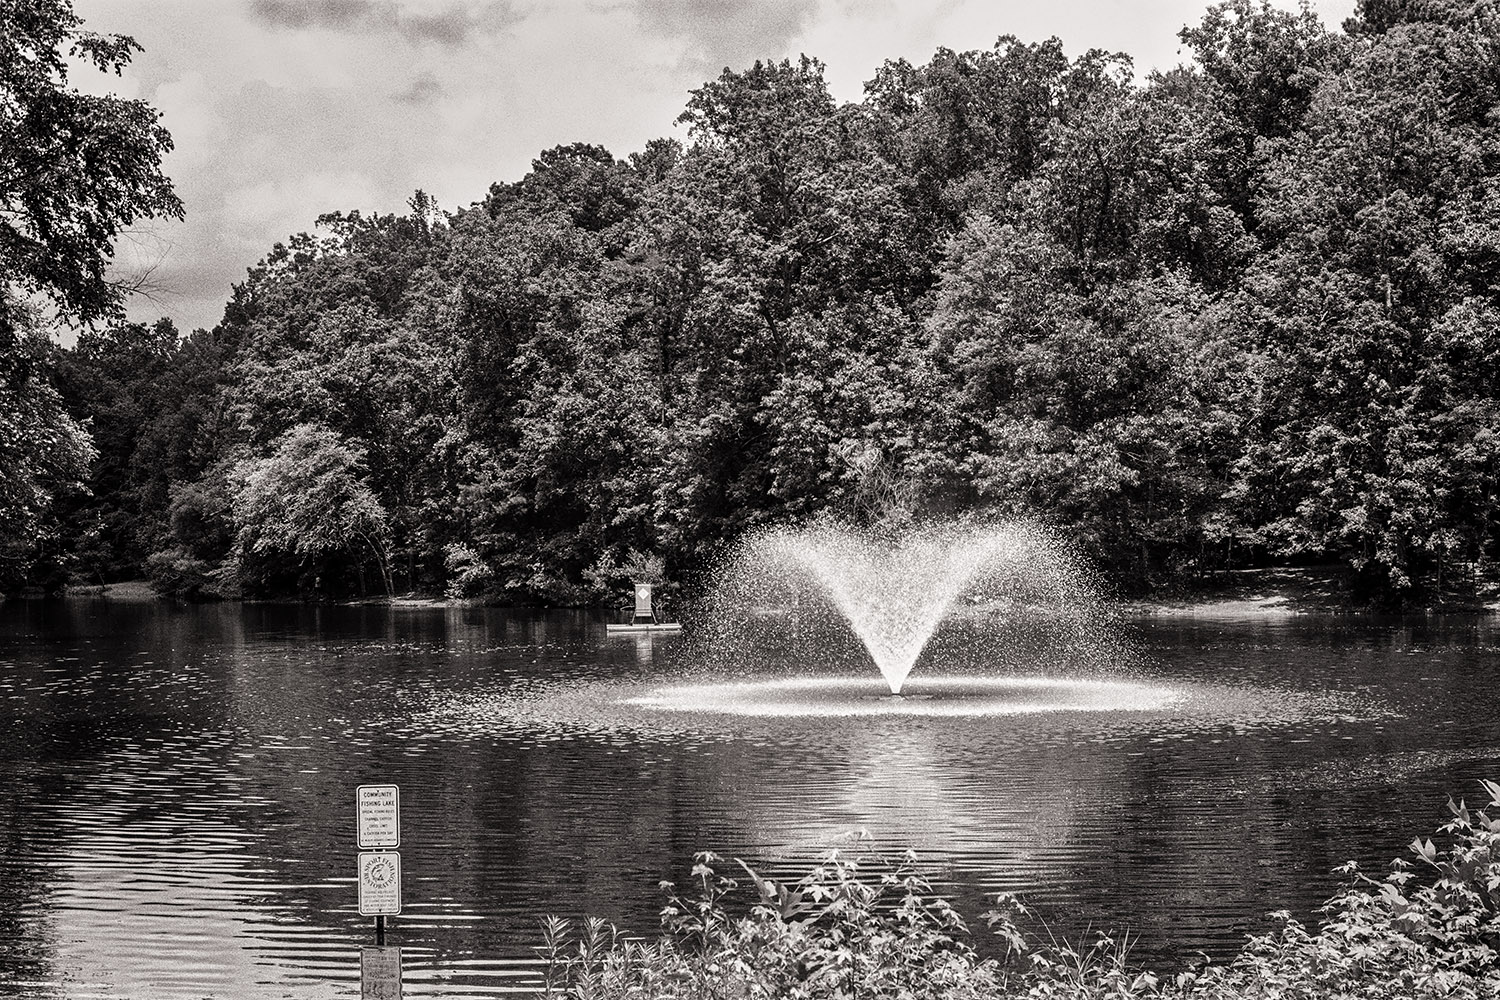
357;531;393;597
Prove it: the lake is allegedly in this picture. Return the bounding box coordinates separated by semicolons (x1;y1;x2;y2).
1;599;1497;998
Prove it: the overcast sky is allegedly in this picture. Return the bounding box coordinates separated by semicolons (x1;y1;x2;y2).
73;0;1356;335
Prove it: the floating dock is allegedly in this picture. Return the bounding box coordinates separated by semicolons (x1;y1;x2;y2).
608;580;680;634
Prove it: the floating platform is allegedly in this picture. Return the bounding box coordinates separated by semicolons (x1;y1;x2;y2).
605;623;683;634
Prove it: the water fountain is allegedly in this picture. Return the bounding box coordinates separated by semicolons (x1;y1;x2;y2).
425;516;1202;732
628;516;1177;717
741;520;1101;694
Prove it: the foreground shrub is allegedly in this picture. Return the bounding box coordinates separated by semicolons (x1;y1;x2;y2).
1190;779;1500;1000
537;782;1500;999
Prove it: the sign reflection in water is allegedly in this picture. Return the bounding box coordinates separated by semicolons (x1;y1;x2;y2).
0;599;1496;999
361;946;401;1000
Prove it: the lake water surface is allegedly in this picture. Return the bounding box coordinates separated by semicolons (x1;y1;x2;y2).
1;599;1497;998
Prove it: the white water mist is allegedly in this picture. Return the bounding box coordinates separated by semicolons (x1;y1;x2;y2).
702;518;1113;693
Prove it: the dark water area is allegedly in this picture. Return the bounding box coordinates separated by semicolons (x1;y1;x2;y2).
0;599;1497;998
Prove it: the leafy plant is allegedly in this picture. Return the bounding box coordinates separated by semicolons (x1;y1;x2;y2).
619;550;667;585
533;782;1500;999
442;542;494;600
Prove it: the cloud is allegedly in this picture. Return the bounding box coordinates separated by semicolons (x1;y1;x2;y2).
393;70;445;104
248;0;373;30
629;0;820;71
246;0;520;46
223;170;383;251
402;4;517;43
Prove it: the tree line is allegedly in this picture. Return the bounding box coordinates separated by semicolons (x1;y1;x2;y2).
4;0;1500;607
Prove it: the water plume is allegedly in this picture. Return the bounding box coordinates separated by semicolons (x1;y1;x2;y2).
698;517;1122;693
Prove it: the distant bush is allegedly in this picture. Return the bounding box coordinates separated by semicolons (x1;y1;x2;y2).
535;782;1500;999
443;543;494;600
145;546;234;601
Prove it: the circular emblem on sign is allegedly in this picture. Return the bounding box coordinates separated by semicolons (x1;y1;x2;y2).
366;855;397;888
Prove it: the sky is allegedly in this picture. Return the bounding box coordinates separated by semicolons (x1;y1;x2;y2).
72;0;1358;335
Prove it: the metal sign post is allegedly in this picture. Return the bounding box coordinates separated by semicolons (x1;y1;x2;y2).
356;784;401;944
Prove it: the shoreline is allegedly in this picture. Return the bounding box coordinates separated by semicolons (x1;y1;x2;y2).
52;582;467;609
43;568;1500;616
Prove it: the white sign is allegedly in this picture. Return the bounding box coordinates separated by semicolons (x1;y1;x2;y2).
357;784;400;849
361;946;402;1000
358;851;402;916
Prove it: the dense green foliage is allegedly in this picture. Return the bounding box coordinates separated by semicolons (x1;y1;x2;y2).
10;0;1500;604
534;781;1500;999
0;0;181;326
0;0;178;592
0;306;96;592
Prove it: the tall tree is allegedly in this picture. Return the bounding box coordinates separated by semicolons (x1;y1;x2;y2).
864;37;1134;230
230;423;392;597
0;0;181;330
217;202;463;592
1239;6;1500;598
0;303;95;591
1;0;177;593
53;318;182;580
1178;0;1350;227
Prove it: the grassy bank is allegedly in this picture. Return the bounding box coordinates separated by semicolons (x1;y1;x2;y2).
60;579;161;601
536;783;1500;999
